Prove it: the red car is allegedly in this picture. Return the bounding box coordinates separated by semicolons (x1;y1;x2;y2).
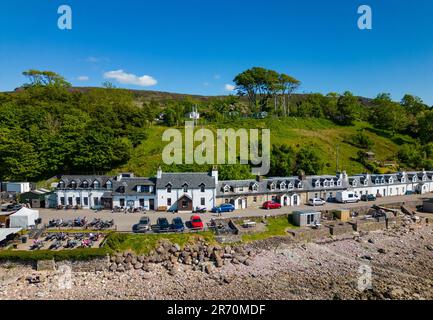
262;201;282;210
190;215;204;230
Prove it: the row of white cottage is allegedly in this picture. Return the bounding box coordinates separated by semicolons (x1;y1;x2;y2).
53;169;433;212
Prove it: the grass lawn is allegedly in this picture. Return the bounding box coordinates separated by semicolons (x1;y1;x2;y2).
105;231;216;255
241;215;299;242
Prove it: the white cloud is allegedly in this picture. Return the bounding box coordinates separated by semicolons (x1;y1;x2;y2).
77;76;89;81
224;84;235;92
103;70;157;87
86;56;109;63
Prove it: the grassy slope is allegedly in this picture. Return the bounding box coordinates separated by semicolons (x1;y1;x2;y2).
112;117;415;177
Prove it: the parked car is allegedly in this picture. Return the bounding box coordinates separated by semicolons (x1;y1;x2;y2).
156;218;170;232
193;206;207;213
211;203;235;213
405;190;415;195
361;194;376;202
262;201;282;210
171;217;185;232
308;198;326;206
133;216;151;233
190;215;204;230
336;191;360;204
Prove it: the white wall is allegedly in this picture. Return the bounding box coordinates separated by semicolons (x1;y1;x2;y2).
55;190;106;209
157;188;215;211
113;195;155;210
6;182;31;193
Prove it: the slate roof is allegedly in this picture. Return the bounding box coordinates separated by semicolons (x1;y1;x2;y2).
156;173;216;189
112;177;155;196
58;175;114;189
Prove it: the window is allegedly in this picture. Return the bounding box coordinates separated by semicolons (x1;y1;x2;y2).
225;199;229;204
253;196;257;202
252;184;258;191
84;197;88;206
239;187;244;192
93;181;100;189
352;180;357;187
183;184;188;193
337;180;342;187
298;182;303;189
182;200;188;208
167;185;172;193
315;181;320;188
167;198;172;206
106;181;112;189
76;197;81;205
59;181;65;189
120;198;125;207
364;180;368;186
71;181;77;189
83;181;89;189
389;178;394;184
94;198;100;206
200;185;205;193
270;183;276;190
201;198;205;206
139;199;145;207
280;183;286;190
401;178;406;183
68;197;73;205
60;197;65;205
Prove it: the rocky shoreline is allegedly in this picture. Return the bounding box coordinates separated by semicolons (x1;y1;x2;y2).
0;219;432;300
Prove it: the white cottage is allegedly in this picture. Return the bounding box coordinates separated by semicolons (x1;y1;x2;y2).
155;167;217;212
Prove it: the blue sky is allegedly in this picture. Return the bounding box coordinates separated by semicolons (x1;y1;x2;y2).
1;0;432;104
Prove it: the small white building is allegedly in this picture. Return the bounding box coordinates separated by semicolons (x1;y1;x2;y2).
6;182;31;194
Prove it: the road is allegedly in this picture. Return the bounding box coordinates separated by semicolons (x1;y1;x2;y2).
38;194;431;232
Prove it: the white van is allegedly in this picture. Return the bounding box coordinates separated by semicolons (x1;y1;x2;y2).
336;191;360;204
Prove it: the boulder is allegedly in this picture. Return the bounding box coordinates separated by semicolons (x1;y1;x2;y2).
134;263;143;270
37;260;56;271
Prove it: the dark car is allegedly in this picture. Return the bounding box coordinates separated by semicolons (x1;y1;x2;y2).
361;194;376;202
133;216;151;233
405;190;415;196
156;217;170;232
171;217;185;232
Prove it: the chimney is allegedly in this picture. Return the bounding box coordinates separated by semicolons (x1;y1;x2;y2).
298;170;306;181
157;166;162;179
342;170;348;182
211;166;218;185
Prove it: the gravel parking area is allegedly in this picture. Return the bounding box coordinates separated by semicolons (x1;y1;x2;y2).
37;194;430;232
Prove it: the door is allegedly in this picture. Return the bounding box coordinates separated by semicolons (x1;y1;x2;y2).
149;199;155;210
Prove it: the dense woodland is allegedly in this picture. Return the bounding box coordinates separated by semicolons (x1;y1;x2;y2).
0;68;432;182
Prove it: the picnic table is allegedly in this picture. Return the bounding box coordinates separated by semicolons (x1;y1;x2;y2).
242;220;257;228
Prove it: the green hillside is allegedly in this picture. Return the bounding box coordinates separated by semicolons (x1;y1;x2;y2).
112;117;415;178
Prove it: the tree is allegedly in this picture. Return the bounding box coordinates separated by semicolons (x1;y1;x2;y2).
269;144;295;176
23;70;71;88
418;110;433;144
370;93;408;134
233;67;299;113
295;146;323;175
334;91;360;125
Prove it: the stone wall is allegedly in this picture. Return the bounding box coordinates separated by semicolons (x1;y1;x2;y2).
327;222;355;236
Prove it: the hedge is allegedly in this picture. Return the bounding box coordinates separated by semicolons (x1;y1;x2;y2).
0;247;111;262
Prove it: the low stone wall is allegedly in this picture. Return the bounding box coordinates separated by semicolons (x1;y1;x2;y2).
288;227;330;242
327;222;355;236
351;219;387;232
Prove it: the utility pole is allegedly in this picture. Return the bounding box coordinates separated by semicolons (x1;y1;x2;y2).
336;144;340;173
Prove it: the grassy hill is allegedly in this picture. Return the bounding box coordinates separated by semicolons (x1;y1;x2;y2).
110;117;415;178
